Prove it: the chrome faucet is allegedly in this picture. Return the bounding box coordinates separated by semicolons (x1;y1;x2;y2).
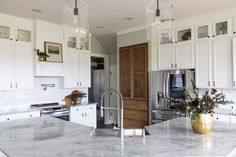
100;88;124;139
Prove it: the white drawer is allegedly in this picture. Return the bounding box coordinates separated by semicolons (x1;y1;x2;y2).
21;111;40;119
230;116;236;123
0;114;21;122
213;114;230;123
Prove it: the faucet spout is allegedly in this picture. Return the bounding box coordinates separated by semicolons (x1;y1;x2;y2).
100;88;124;139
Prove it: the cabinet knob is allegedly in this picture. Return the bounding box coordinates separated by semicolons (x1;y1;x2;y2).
15;83;18;88
16;39;18;41
208;36;210;38
171;64;173;68
213;35;215;37
233;81;236;87
216;117;219;120
7;118;10;120
213;81;216;86
208;81;210;86
175;63;177;68
30;115;32;117
76;109;79;111
234;32;236;34
10;38;13;41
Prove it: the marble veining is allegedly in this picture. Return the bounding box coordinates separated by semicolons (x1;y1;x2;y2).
0;117;235;157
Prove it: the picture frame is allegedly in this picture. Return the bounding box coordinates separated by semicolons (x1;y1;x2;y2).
44;41;63;63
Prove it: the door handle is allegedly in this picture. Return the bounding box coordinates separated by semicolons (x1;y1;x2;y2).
15;83;18;88
10;83;12;88
171;64;173;68
213;81;216;87
208;81;210;86
80;82;82;86
175;63;177;68
85;113;87;117
82;113;84;117
233;81;236;87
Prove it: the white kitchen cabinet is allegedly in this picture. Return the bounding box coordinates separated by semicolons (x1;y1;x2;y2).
195;41;212;88
230;116;236;123
213;114;230;123
64;49;91;88
70;104;97;128
0;24;33;90
0;110;40;122
79;51;91;87
232;38;236;87
196;23;211;41
212;37;232;88
21;111;40;119
158;44;174;70
175;42;194;69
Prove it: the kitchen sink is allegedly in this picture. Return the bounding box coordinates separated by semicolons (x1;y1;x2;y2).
0;150;8;157
91;128;150;137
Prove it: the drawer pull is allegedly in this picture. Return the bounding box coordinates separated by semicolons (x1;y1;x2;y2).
7;118;10;120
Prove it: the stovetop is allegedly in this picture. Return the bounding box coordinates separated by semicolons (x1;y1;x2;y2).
31;103;68;109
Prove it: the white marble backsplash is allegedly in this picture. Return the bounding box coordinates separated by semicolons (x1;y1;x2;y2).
0;77;88;109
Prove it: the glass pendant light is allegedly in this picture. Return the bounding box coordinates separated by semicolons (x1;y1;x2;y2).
146;0;173;44
63;0;89;43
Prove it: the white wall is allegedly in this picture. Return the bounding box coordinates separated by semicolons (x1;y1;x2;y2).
91;35;106;54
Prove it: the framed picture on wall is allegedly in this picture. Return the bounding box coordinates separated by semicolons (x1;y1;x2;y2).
44;42;63;63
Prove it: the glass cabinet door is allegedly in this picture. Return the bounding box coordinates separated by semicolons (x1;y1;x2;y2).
197;25;209;39
160;33;173;45
177;28;192;42
215;21;228;36
17;29;31;42
67;37;77;49
0;25;10;40
79;34;90;51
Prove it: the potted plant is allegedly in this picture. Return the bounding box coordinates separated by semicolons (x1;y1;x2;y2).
63;90;87;105
35;49;49;61
170;80;233;134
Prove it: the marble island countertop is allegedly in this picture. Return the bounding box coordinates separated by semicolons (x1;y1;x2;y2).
0;117;236;157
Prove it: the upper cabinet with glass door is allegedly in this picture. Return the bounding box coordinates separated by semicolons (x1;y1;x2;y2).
176;27;193;43
213;19;231;38
196;24;211;41
0;25;12;41
67;33;91;52
16;29;31;42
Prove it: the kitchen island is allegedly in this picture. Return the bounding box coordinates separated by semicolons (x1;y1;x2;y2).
0;117;236;157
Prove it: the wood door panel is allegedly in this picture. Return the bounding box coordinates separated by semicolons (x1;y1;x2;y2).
133;45;147;73
119;43;148;128
124;109;148;122
123;100;148;111
119;48;131;73
124;119;148;128
133;73;147;99
120;74;131;98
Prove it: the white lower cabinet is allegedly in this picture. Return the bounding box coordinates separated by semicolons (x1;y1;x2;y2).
213;114;231;123
230;116;236;123
70;104;97;128
0;110;40;122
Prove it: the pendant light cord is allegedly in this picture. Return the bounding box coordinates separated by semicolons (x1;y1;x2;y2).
75;0;78;8
156;0;160;17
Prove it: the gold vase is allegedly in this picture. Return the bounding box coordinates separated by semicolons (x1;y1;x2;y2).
191;113;213;134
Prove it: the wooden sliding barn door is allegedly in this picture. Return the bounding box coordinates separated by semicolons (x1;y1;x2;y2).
119;43;148;128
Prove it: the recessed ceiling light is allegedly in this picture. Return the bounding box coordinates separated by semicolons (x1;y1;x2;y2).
123;17;133;21
96;26;104;29
32;9;42;13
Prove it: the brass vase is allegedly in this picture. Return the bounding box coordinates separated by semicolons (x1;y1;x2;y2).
191;113;213;134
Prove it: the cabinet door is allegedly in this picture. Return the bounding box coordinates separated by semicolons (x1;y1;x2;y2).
213;37;232;88
213;114;230;123
195;41;212;88
0;41;14;90
0;113;21;122
79;52;91;87
213;19;231;38
70;106;84;124
233;38;236;87
21;111;40;119
230;116;236;123
85;105;97;128
14;43;34;89
175;43;194;69
196;24;211;41
158;45;174;70
64;48;79;88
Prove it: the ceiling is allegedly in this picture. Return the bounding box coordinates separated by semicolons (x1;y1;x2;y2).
0;0;236;37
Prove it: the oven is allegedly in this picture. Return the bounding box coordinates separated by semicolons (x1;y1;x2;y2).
31;103;70;121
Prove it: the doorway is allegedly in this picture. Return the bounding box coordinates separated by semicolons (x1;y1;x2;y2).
89;54;112;128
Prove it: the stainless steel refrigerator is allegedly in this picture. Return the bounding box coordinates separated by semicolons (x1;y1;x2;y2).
91;70;105;108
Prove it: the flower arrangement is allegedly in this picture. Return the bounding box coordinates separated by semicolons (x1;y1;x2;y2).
63;90;87;105
169;80;233;118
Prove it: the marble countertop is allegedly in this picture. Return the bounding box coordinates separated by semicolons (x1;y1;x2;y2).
0;117;236;157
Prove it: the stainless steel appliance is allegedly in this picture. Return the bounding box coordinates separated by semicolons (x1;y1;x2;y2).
91;70;105;108
31;103;70;121
150;69;195;124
